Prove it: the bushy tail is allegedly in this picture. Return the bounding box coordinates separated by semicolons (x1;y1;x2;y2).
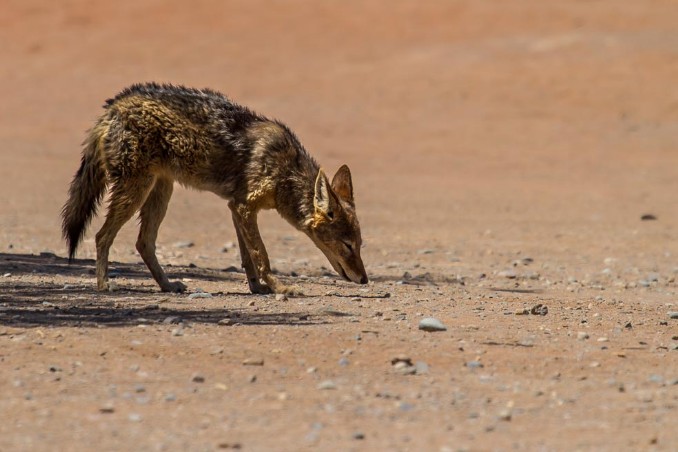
61;123;108;261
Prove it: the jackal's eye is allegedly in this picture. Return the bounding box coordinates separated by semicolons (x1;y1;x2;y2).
342;241;353;252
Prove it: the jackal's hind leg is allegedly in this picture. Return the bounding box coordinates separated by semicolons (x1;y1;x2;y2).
136;177;186;293
96;176;154;291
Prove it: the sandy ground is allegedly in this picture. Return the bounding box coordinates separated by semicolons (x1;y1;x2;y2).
1;1;677;450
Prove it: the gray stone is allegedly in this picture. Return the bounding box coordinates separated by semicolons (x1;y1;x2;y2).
466;361;483;369
668;312;678;319
414;361;430;375
418;317;447;332
188;292;213;299
648;374;664;385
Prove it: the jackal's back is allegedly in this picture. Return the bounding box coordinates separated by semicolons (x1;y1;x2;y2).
99;83;277;193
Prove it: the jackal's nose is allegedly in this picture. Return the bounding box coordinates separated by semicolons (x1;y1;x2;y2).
359;274;368;284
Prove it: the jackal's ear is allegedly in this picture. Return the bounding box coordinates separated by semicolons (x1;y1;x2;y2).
331;164;354;205
314;169;338;220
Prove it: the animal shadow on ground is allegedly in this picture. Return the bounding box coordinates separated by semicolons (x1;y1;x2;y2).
0;253;326;328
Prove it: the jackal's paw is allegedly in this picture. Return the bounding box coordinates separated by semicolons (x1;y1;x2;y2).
249;281;273;295
161;281;187;293
97;281;119;292
277;285;305;297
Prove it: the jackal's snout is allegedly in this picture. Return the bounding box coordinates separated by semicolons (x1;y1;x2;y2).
336;250;368;284
324;247;368;285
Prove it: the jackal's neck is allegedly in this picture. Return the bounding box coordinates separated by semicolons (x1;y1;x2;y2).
274;153;319;233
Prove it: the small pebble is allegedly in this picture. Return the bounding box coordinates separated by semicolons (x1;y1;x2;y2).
668;312;678;319
498;269;517;279
648;374;664;384
318;380;337;390
466;361;483;369
577;332;590;340
242;358;264;366
397;401;415;412
218;318;233;326
352;432;365;440
192;374;206;383
174;241;194;248
188;292;213;299
530;304;548;316
418;317;447;332
497;409;512;421
99;404;115;414
275;293;288;302
391;355;413;366
171;328;184;337
163;316;182;324
393;362;416;375
414;361;430;375
164;393;177;402
217;442;242;450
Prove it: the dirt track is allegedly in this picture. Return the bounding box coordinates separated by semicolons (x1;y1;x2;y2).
1;1;677;450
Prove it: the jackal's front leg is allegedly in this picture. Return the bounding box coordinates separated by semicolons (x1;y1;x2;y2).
228;202;302;296
230;211;272;295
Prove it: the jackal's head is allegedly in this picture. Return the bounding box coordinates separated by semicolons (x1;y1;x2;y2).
307;165;368;285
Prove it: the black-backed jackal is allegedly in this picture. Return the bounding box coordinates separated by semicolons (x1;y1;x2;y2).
61;83;368;295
